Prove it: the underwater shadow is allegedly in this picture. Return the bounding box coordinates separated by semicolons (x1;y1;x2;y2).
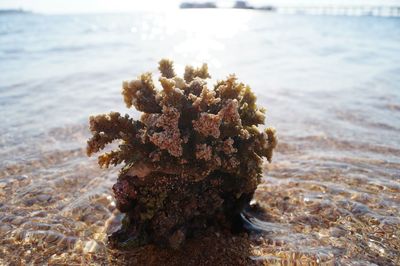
108;229;256;266
105;205;269;266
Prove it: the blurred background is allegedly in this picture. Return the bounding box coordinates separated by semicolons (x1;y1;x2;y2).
0;0;399;265
1;0;399;145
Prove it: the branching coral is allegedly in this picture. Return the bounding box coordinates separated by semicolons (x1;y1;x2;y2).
87;59;277;249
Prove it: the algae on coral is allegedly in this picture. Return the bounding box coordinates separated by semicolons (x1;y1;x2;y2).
87;59;277;248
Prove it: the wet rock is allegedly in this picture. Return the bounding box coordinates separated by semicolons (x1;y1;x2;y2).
83;240;101;253
37;194;52;202
0;224;12;236
14;175;28;181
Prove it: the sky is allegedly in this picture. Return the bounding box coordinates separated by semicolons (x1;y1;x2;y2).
1;0;399;14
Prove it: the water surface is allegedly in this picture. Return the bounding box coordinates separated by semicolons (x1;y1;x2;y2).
0;10;399;265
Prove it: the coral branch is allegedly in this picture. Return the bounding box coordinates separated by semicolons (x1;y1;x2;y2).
87;59;277;249
184;63;211;83
158;58;176;79
122;73;161;113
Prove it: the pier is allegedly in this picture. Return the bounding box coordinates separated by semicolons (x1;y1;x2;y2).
267;5;400;17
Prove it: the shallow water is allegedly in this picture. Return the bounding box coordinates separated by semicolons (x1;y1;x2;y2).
0;10;399;265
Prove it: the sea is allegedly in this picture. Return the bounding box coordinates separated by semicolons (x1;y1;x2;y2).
0;9;399;265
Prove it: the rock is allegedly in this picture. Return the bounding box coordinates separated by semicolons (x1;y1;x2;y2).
83;240;100;253
37;194;52;202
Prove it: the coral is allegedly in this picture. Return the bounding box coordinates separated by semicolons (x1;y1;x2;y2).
87;59;277;249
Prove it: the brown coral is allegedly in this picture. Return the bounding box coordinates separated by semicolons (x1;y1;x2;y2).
87;59;277;249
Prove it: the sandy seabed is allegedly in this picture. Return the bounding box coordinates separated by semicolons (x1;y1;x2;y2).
1;132;399;265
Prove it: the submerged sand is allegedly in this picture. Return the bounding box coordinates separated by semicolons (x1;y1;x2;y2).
1;130;399;265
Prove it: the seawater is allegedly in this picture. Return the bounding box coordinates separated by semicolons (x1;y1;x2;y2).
0;10;399;265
